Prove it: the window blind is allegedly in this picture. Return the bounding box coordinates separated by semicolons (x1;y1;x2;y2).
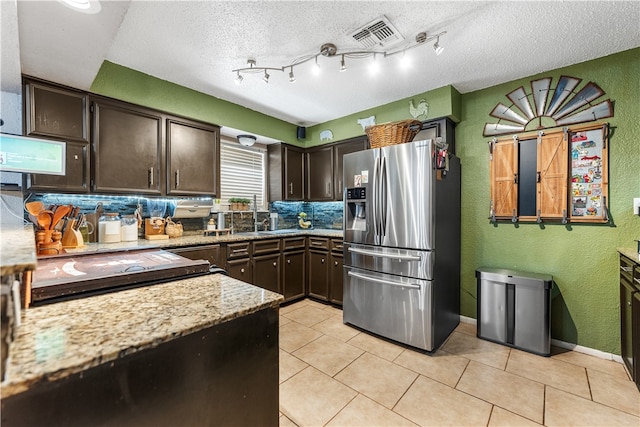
219;140;266;209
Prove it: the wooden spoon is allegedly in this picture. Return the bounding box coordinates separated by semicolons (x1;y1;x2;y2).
37;210;53;230
51;205;71;231
25;201;44;216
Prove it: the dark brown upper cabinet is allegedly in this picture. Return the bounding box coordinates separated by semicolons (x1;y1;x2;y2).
91;97;163;195
268;144;305;201
24;78;89;143
166;118;220;197
306;145;334;201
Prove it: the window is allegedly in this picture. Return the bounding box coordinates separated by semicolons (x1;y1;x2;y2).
219;138;267;209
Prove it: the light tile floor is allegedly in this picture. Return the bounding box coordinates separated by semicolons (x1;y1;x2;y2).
278;299;640;427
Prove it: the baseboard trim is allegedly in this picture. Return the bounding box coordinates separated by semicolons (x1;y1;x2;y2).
459;315;623;364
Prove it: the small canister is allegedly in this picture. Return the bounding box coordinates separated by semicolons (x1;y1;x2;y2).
121;215;138;242
217;212;225;230
99;213;121;243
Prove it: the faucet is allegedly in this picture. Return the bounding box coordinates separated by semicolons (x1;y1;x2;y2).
253;194;259;232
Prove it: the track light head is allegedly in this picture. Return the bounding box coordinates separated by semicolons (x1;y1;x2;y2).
289;67;296;83
433;37;444;55
263;71;270;83
234;72;243;85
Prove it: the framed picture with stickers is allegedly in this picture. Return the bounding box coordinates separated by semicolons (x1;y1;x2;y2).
569;123;609;222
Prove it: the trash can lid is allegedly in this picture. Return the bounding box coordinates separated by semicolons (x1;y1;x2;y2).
476;267;553;288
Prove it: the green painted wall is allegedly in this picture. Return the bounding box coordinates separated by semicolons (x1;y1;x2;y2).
90;61;301;146
305;85;460;147
456;48;640;354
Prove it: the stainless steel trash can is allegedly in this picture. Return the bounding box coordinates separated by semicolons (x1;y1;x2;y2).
476;267;553;356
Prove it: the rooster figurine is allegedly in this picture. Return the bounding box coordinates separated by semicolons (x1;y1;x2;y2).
409;99;429;120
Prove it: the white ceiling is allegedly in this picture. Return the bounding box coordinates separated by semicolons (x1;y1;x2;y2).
2;1;640;132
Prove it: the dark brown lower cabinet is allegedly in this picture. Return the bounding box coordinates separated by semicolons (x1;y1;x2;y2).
168;244;222;267
330;252;343;305
308;250;329;301
253;253;281;294
283;250;306;302
227;258;252;282
620;254;640;391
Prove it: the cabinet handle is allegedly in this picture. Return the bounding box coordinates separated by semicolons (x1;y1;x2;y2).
620;266;632;272
273;262;277;267
634;278;640;285
287;259;291;264
334;261;338;266
536;172;541;183
321;258;325;263
175;170;180;188
149;167;154;187
326;182;331;196
232;249;249;255
311;241;323;246
240;268;245;273
289;182;293;195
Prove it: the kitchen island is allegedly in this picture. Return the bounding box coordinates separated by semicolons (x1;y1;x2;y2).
1;256;283;426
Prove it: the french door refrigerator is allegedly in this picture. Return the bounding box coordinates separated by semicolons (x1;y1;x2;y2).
343;139;461;351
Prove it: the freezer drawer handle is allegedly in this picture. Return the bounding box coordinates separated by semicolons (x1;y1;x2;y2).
348;247;421;261
348;271;421;290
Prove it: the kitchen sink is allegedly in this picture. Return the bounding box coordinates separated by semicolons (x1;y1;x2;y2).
260;229;300;235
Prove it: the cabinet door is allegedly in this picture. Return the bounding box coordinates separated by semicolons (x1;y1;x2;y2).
308;250;329;301
334;139;365;200
26;141;89;192
167;119;220;197
253;253;281;294
330;252;343;305
306;146;334;201
227;258;252;283
537;130;568;219
285;146;304;200
91;99;162;195
283;250;306;302
24;80;89;142
632;291;640;387
490;140;518;219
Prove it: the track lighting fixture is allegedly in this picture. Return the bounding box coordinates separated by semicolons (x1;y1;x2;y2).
433;36;444;55
231;30;446;84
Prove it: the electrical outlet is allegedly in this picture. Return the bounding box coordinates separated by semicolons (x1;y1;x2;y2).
634;198;640;215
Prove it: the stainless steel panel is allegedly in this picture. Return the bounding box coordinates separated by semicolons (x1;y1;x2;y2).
477;278;508;343
513;282;551;354
343;243;433;280
343;266;434;351
343;148;377;245
379;140;435;250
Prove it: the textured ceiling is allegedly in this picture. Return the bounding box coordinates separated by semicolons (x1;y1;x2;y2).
3;1;640;130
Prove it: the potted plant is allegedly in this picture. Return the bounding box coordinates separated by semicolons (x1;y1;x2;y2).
229;198;251;211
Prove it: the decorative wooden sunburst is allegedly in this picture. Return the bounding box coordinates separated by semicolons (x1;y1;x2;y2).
483;75;614;137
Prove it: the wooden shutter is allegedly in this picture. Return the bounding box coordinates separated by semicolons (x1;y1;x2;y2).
490;139;518;219
537;130;568;219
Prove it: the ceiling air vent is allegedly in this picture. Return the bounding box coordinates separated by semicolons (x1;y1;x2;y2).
349;15;405;49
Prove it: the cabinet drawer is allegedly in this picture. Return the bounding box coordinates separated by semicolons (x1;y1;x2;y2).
621;256;635;285
308;237;329;250
331;239;344;253
283;237;306;251
169;245;222;267
227;242;252;260
253;239;281;255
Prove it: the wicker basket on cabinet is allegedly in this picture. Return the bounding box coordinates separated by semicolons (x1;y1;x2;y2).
365;119;422;148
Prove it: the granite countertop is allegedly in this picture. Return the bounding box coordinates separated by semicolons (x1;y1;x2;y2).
618;248;640;264
63;228;343;255
0;273;283;398
0;225;37;276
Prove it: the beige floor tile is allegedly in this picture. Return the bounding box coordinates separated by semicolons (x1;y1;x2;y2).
394;347;469;387
441;331;511;370
322;305;343;316
280;320;323;352
394;375;493;426
280;300;310;314
346;331;405;361
552;347;630;380
282;304;335;327
506;349;591;399
488;406;542;426
304;299;332;310
280;315;292;326
312;314;360;342
280;412;298;426
326;394;418;427
455;321;477;336
280;366;357;427
293;335;364;377
335;352;418;409
457;360;545;424
280;349;308;384
545;386;640;426
588;368;640;416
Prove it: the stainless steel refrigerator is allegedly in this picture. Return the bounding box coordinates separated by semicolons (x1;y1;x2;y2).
342;139;461;351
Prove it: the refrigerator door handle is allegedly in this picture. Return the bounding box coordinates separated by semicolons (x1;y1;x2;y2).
348;246;422;261
380;155;387;236
347;271;421;290
372;155;380;240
